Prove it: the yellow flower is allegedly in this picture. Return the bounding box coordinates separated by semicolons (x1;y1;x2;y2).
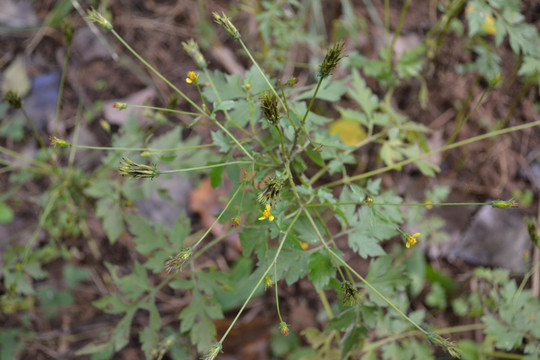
258;204;275;222
186;71;199;84
405;232;420;248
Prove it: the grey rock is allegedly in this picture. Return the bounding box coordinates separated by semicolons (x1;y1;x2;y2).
446;205;531;272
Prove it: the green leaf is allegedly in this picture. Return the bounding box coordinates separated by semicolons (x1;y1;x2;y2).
148;127;182;151
209;163;224;188
63;264;90;289
36;286;74;320
325;308;355;332
106;262;151;301
0;202;14;224
214;100;235;112
96;198;123;243
191;315;217;354
425;282;447;310
308;252;335;292
365;255;409;305
341;325;367;358
295;79;348;102
125;214;160;255
113;308;137;350
210;130;230;153
0;329;25;360
202;71;244;102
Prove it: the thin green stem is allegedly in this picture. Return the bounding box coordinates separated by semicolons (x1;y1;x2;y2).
212;119;254;161
21;107;47;150
110;29;206;115
325;120;540;187
389;0;410;54
305;201;493;208
218;209;302;345
160;160;252;174
66;143;215;152
274;264;284;323
307;132;384;186
118;103;200;117
54;42;71;136
22;188;59;263
191;185;242;250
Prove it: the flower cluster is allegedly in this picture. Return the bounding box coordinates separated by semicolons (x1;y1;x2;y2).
186;71;199;85
405;232;420;248
258;204;275;222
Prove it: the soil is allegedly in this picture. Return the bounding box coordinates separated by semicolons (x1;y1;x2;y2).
1;1;539;359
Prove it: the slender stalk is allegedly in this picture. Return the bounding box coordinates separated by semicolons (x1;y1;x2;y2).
110;29;206;115
160;161;252;174
191;185;242;250
66;143;215;152
218;210;302;344
305;201;493;208
325;120;540;188
54;39;71;136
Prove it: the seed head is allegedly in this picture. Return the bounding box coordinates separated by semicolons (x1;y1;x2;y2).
49;136;70;148
164;248;193;273
118;157;160;179
263;275;273;289
319;41;346;79
231;216;241;227
427;333;462;359
341;281;360;306
113;102;128;110
260;91;280;126
491;199;518;209
257;177;283;206
202;342;222;360
182;39;207;68
4;91;22;109
61;21;74;45
280;321;290;336
213;12;240;40
87;8;112;31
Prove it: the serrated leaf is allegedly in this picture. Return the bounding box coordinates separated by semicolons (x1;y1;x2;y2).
96;198;123;243
211;130;230;153
113;308;136;350
214;100;235;112
191;315;217;353
106;262;151;301
308;252;335;292
341;325;367;358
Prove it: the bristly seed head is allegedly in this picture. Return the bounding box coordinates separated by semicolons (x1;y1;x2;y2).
164;248;193;273
49;136;70;148
202;342;222;360
260;91;280;126
257;177;283;206
87;8;112;31
213;12;240;40
118;157;160;179
319;41;346;79
491;199;518;209
4;91;22;109
182;39;207;69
